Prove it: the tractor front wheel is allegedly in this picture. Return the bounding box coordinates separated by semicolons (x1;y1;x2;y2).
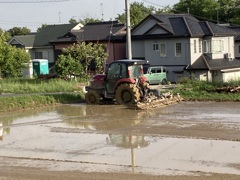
85;90;101;104
115;84;140;105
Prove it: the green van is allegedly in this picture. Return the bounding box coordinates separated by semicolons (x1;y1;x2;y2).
143;65;167;85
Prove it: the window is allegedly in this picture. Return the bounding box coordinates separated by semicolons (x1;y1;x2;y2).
194;40;197;53
160;43;166;57
175;43;182;57
212;40;224;52
153;43;159;51
203;39;224;53
156;69;161;73
199;39;202;53
35;52;43;59
203;40;211;53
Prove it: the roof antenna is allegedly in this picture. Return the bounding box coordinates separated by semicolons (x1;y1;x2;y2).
58;11;61;23
100;3;104;21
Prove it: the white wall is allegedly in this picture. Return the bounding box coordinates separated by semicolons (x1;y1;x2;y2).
189;38;203;65
223;71;240;81
32;48;54;63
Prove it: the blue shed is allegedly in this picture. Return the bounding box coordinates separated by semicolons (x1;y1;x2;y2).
32;59;49;76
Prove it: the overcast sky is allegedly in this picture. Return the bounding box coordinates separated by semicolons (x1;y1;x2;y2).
0;0;179;32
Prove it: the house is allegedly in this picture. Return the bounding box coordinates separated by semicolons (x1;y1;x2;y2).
9;23;83;68
9;21;125;75
131;13;240;82
8;33;36;54
51;21;126;64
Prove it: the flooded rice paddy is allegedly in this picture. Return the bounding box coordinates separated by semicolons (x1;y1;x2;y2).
0;101;240;176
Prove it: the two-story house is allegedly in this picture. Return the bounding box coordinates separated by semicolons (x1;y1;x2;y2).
131;14;240;82
9;23;83;68
9;21;126;71
51;21;126;65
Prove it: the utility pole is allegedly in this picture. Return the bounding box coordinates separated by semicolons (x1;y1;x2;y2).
125;0;132;60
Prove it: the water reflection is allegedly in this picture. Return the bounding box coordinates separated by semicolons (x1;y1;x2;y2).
108;134;149;173
55;104;150;131
1;103;240;175
0;123;3;141
55;104;150;172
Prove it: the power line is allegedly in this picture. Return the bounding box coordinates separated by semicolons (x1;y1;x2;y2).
0;0;71;3
141;0;165;8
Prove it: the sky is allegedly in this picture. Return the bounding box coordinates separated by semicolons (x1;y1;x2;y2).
0;0;179;32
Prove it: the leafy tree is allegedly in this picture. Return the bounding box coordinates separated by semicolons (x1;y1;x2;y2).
0;28;12;42
116;2;172;27
173;0;219;21
69;18;78;24
172;0;240;25
55;42;108;79
221;0;240;25
79;18;101;25
7;27;31;37
37;24;47;32
0;34;30;78
55;54;83;79
116;2;154;27
156;5;172;14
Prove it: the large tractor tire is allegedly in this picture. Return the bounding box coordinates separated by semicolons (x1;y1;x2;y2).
85;90;101;104
115;83;141;105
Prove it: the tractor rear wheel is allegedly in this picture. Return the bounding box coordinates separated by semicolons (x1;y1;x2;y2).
85;90;101;104
115;83;140;105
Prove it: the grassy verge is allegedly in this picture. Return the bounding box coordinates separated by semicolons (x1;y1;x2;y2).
0;78;86;112
0;78;85;94
0;93;84;112
173;79;240;101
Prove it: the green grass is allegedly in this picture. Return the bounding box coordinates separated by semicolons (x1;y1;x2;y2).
0;78;85;94
0;78;86;112
173;79;240;101
0;93;84;112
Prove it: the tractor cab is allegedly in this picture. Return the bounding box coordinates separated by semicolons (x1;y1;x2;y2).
105;60;145;95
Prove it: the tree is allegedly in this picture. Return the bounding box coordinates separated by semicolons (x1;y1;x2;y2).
116;2;172;27
55;42;108;79
219;0;240;25
7;27;31;37
116;2;154;27
0;28;11;42
69;18;78;24
173;0;219;21
0;34;30;78
37;24;47;32
79;17;101;25
172;0;240;25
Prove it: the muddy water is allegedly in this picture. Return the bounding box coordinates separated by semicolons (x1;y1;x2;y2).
0;102;240;176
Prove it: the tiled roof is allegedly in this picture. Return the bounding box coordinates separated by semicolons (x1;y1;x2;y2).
71;21;125;42
186;55;240;71
132;14;237;38
9;34;35;47
34;23;79;46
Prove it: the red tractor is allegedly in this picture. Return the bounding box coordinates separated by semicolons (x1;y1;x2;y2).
85;59;152;105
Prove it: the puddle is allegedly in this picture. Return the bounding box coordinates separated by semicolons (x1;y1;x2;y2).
0;102;240;176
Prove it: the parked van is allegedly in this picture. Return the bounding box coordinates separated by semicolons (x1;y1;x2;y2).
143;65;167;85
